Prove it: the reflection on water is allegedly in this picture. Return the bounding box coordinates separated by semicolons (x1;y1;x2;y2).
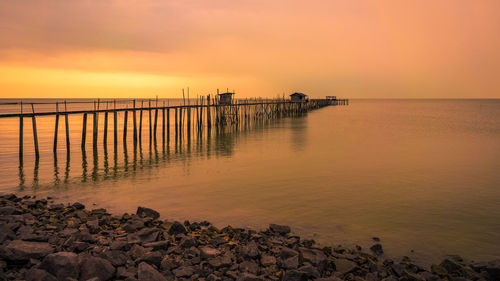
1;99;500;265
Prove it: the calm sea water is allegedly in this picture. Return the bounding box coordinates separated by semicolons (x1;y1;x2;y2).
0;99;499;264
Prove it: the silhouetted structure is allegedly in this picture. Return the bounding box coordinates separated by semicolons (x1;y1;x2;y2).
290;92;307;102
218;92;234;105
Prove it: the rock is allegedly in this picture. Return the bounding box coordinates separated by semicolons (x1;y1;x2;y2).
136;207;160;220
72;202;85;210
281;247;299;259
372;237;380;242
239;260;260;274
269;224;291;235
472;259;500;280
370;244;383;255
173;266;195;278
0;206;23;215
40;252;79;280
236;272;263;281
138;251;163;267
123;219;145;233
25;268;57;281
282;269;308;281
102;250;128;266
138;262;167;281
299;247;327;267
3;240;54;261
79;256;115;281
431;264;448;276
244;240;260;258
129;227;160;243
179;236;197;248
128;244;146;260
282;256;299;269
142;241;169;250
334;258;357;274
260;255;276;266
200;247;220;259
440;258;463;274
297;264;320;278
168;221;187;235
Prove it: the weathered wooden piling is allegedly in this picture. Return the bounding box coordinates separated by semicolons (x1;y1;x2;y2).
53;103;59;153
31;104;39;160
123;110;128;143
104;111;108;147
133;100;137;144
82;113;87;150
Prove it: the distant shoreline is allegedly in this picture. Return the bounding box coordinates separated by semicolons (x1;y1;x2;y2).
0;193;498;281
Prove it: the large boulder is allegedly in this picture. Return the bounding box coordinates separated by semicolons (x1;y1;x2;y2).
2;240;54;261
269;224;291;235
167;221;187;235
472;259;500;280
79;256;115;281
25;268;57;281
41;252;79;280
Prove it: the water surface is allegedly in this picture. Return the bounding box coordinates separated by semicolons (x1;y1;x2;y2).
0;99;499;264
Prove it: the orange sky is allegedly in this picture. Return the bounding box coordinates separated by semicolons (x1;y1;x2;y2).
1;0;499;98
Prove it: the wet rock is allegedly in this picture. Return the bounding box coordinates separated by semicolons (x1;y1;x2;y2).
299;247;327;268
168;221;187;235
333;258;357;275
102;250;128;266
260;255;276;266
129;244;147;260
472;259;500;280
200;246;220;259
282;256;299;269
39;252;79;280
179;235;197;248
0;206;23;215
138;262;167;281
3;240;54;261
236;272;263;281
281;247;299;259
440;258;463;275
431;264;448;276
129;227;160;244
282;269;308;281
136;207;160;220
79;256;115;281
123;219;145;233
72;202;85;210
239;260;260;274
138;251;163;267
25;268;57;281
173;265;195;277
244;240;260;258
370;244;383;255
269;224;291;235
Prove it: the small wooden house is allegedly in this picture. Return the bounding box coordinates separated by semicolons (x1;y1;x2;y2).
218;92;234;105
290;92;307;102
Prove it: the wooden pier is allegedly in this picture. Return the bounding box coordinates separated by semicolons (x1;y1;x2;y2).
0;96;348;164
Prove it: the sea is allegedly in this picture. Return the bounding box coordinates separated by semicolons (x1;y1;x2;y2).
0;98;499;265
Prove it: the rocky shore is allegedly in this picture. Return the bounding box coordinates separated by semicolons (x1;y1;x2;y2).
0;194;498;281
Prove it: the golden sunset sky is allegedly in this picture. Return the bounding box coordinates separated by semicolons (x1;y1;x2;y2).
1;0;499;98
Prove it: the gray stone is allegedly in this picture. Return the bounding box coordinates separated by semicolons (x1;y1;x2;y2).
138;262;167;281
269;224;291;235
3;240;54;261
280;247;299;259
370;244;384;255
168;221;187;235
282;256;299;269
244;240;259;258
179;236;197;248
136;207;160;220
138;251;163;267
25;268;57;281
334;258;357;274
41;252;79;280
236;272;263;281
200;247;220;259
79;256;115;281
173;265;195;277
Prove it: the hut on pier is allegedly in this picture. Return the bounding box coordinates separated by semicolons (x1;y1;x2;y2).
218;92;234;105
290;92;308;102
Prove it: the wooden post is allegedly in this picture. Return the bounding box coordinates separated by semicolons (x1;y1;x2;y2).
149;100;152;144
113;102;118;148
133;100;137;144
19;102;23;159
104;110;108;146
64;101;70;154
175;107;178;136
82;113;87;150
53;103;59;153
31;104;39;160
139;100;143;142
166;108;170;141
162;107;165;143
123;110;128;143
154;108;158;139
93;100;98;148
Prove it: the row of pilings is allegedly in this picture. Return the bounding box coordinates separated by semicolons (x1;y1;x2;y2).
1;98;348;162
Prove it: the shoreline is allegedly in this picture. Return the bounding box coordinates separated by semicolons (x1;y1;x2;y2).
0;194;498;281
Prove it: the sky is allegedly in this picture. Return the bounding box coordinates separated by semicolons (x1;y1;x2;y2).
0;0;499;99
